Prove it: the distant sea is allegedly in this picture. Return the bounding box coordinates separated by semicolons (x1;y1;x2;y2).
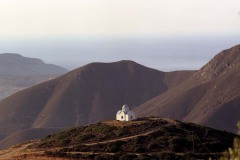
0;35;239;71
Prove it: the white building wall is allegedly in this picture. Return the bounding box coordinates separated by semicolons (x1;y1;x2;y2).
127;111;135;121
116;106;136;121
116;112;126;121
126;114;129;121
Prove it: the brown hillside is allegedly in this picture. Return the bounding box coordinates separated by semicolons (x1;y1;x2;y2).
135;44;240;133
0;74;60;101
0;60;194;142
0;128;64;150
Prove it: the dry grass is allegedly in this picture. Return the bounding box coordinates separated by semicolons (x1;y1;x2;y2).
103;120;145;128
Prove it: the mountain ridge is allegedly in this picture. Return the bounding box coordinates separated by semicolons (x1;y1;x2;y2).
1;43;240;149
0;60;194;147
134;44;240;133
0;53;68;75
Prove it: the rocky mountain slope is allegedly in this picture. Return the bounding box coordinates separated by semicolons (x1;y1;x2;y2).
0;60;194;148
134;44;240;133
0;117;236;160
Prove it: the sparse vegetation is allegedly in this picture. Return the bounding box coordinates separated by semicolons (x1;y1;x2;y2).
105;141;123;153
33;117;237;160
119;153;137;160
94;154;118;160
220;122;240;160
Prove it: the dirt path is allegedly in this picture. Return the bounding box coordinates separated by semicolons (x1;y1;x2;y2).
85;119;176;146
0;141;36;160
0;118;178;159
85;129;157;146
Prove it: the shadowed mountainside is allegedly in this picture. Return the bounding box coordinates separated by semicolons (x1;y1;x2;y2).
135;44;240;133
0;60;194;143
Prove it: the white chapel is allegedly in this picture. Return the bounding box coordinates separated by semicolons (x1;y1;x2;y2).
116;104;136;121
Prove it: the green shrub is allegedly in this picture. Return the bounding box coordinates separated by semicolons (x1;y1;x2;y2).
137;154;151;160
69;153;82;159
59;147;70;152
116;127;129;137
106;141;123;153
120;153;137;160
147;142;160;151
204;141;229;152
134;146;146;153
106;145;120;152
169;143;179;152
133;136;147;144
44;134;52;140
158;152;180;160
171;137;190;145
78;134;95;142
97;135;108;141
91;143;106;152
46;150;67;157
94;155;104;160
149;129;164;138
183;154;198;160
73;144;90;152
94;154;118;160
85;123;116;135
59;139;71;146
44;151;53;156
101;126;115;134
81;154;95;159
164;126;181;132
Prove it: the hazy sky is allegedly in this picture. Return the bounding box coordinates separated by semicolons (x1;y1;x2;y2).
0;0;240;70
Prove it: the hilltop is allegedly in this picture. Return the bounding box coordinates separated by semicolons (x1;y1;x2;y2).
0;117;236;160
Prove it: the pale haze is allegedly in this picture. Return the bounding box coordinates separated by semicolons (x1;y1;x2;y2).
0;0;240;71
